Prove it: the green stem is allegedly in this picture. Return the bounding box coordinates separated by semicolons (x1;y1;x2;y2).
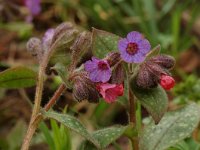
136;101;142;132
129;89;135;123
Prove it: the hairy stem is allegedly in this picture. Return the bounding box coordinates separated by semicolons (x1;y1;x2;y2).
21;83;66;150
21;64;46;150
129;89;135;123
136;101;142;131
21;37;63;150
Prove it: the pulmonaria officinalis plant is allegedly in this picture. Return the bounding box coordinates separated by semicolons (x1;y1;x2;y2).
7;22;198;150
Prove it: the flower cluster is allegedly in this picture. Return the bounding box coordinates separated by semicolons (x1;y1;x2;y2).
136;54;175;90
81;31;175;103
84;54;124;103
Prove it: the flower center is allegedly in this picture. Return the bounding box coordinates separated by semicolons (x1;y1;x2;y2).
126;43;139;55
98;61;109;70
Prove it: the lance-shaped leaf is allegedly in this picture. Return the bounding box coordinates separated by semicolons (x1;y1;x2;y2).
0;67;37;88
52;63;71;88
92;28;120;58
43;111;100;148
130;78;168;124
140;103;200;150
145;44;161;60
79;125;127;150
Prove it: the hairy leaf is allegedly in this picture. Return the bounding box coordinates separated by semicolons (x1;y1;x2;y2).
43;111;100;148
52;63;71;88
0;67;37;88
79;126;127;149
145;44;161;60
131;79;168;124
92;28;120;58
140;104;200;150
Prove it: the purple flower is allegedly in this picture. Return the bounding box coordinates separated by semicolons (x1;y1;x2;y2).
25;0;41;15
25;0;41;22
84;57;111;83
42;28;55;51
118;31;151;63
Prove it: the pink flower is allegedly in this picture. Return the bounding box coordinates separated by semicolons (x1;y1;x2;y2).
160;74;175;90
96;83;124;103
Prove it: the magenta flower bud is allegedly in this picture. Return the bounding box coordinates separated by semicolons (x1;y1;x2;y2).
72;72;99;103
160;74;175;90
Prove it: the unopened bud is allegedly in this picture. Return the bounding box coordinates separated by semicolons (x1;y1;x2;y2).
26;37;43;62
110;63;124;84
150;55;175;70
70;31;92;70
160;74;175;90
52;22;74;43
106;52;121;67
72;72;99;103
42;28;55;51
136;64;159;89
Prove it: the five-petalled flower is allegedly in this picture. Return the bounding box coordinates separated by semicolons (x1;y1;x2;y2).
118;31;151;63
84;57;111;83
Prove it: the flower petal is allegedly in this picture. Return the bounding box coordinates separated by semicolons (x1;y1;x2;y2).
120;52;135;63
84;60;98;72
138;39;151;54
131;52;146;63
91;57;100;62
118;38;128;52
25;0;41;15
127;31;142;43
104;89;118;103
101;70;112;83
89;69;102;82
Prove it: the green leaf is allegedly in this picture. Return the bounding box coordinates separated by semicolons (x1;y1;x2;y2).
7;120;27;150
0;22;33;39
140;104;200;150
39;122;55;150
130;79;168;124
79;126;127;149
52;63;71;88
92;28;120;58
92;126;127;148
0;67;37;88
145;44;161;60
43;111;100;148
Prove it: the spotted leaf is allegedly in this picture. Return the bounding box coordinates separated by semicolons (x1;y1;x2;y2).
140;104;200;150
